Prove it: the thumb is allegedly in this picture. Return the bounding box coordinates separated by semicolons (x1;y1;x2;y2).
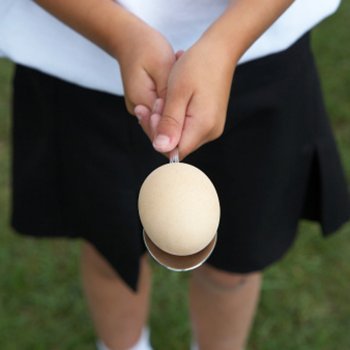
152;88;189;153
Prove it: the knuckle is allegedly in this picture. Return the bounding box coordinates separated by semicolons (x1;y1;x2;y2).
155;51;175;67
124;98;135;115
157;86;168;99
161;113;181;129
125;87;140;104
125;89;152;113
206;120;225;141
212;125;225;139
200;115;224;141
204;116;217;130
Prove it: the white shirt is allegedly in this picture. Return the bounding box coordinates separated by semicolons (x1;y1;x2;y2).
0;0;341;96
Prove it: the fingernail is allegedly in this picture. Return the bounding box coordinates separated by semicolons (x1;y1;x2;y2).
153;134;170;151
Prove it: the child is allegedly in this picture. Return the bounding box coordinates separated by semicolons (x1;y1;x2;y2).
0;0;349;349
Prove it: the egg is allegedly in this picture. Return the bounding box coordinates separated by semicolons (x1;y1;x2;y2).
138;162;220;256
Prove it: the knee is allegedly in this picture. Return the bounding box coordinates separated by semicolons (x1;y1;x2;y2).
191;264;261;292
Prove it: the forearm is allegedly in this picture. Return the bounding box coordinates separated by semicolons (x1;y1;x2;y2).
200;0;294;63
34;0;144;59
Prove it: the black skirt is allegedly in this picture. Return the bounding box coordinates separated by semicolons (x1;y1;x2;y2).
11;33;350;290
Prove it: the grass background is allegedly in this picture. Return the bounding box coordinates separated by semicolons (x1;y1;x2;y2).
0;3;350;349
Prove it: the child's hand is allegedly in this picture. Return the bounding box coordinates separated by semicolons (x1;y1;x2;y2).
134;50;184;142
141;0;294;160
116;20;176;135
152;40;236;159
32;1;177;140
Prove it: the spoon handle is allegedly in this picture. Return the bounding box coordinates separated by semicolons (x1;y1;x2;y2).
169;147;179;163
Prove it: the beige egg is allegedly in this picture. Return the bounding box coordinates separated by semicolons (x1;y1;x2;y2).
138;162;220;256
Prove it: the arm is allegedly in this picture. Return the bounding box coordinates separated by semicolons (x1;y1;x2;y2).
35;0;142;58
201;0;294;63
152;0;295;159
35;0;176;129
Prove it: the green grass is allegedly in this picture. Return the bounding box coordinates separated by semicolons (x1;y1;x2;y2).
1;3;350;349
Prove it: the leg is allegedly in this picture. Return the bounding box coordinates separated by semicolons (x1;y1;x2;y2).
189;265;262;350
80;241;152;350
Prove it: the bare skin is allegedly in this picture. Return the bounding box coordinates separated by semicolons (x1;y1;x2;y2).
81;242;261;350
81;242;151;350
190;266;262;350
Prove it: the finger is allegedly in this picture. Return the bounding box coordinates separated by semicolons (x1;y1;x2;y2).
153;89;190;153
134;104;151;124
176;95;219;159
134;104;153;139
126;90;156;117
126;69;158;115
150;98;164;137
177;117;207;159
134;98;164;140
152;98;164;115
150;113;161;137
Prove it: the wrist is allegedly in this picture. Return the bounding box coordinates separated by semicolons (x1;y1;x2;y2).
88;4;152;61
199;18;241;65
193;33;238;75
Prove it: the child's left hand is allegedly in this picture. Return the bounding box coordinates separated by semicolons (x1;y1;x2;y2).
137;38;236;160
158;40;236;159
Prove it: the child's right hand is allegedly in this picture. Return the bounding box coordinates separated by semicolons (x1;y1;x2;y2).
33;0;174;142
115;20;176;138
